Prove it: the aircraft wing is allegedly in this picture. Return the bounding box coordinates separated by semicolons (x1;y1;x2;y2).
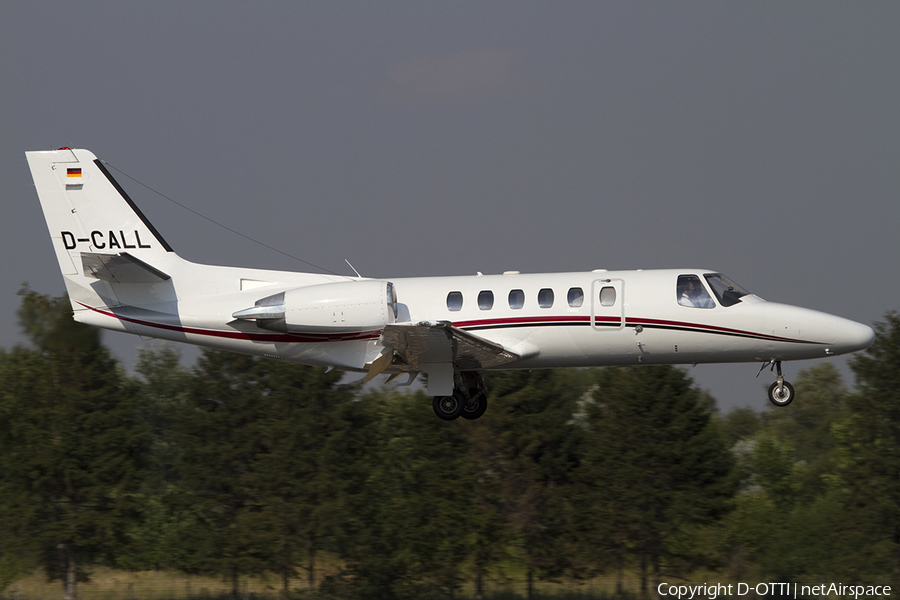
370;321;521;378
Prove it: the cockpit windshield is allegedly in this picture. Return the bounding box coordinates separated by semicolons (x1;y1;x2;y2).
703;273;752;307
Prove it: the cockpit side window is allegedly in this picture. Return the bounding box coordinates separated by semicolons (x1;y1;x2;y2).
704;273;751;307
677;275;715;309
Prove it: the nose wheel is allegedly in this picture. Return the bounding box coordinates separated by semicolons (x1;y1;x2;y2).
767;380;795;406
759;360;795;407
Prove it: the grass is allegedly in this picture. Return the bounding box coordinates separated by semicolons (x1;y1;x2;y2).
0;565;655;600
3;568;280;600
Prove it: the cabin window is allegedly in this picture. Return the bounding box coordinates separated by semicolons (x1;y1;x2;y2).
509;289;525;309
599;286;616;307
478;290;494;311
538;288;554;308
676;275;715;308
567;287;584;307
447;291;463;311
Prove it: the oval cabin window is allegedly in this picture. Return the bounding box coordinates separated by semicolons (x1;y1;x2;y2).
478;290;494;311
447;291;463;311
509;289;525;309
599;286;616;307
538;288;554;308
567;287;584;307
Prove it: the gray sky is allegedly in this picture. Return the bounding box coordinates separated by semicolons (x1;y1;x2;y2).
2;2;898;411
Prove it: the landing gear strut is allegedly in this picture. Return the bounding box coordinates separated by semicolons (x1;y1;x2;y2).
432;372;488;421
760;360;795;407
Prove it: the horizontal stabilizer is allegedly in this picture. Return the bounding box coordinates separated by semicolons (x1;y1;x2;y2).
81;252;171;283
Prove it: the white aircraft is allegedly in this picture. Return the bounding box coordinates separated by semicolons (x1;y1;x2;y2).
26;148;875;420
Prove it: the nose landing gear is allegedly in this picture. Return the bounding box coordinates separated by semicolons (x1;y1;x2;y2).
768;379;795;407
758;360;795;407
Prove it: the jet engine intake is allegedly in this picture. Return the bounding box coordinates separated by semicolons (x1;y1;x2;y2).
233;280;397;334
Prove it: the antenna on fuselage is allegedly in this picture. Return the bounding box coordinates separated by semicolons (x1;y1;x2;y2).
345;259;362;278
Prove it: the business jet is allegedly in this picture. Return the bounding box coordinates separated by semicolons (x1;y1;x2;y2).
26;148;875;420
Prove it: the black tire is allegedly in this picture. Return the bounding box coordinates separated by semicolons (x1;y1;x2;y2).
461;392;488;420
433;393;464;420
767;381;795;407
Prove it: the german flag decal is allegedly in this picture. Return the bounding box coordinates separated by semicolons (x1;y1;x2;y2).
67;168;82;177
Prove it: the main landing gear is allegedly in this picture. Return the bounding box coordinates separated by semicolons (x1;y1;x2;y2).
758;360;795;407
432;372;488;421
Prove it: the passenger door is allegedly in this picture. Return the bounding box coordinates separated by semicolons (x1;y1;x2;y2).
591;278;625;331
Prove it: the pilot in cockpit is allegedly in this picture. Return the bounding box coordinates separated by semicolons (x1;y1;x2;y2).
678;275;715;308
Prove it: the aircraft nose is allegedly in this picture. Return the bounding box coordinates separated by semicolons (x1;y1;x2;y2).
761;303;875;359
831;318;875;355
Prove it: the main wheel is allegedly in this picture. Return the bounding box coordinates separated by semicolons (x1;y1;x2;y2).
767;381;795;407
461;392;488;420
433;393;465;420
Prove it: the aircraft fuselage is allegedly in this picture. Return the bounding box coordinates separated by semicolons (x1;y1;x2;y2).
27;148;875;417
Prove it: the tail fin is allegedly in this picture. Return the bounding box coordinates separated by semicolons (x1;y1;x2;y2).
26;148;178;312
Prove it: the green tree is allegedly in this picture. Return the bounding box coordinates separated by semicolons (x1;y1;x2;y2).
0;288;149;600
762;363;850;500
336;389;483;600
114;346;198;572
830;312;900;581
481;369;591;598
174;349;352;595
715;406;761;447
460;416;512;600
724;363;859;580
570;366;734;595
134;346;192;494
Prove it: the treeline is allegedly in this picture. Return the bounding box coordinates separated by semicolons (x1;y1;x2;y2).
1;288;900;600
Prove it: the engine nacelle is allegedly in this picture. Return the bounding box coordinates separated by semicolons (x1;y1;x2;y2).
233;280;397;334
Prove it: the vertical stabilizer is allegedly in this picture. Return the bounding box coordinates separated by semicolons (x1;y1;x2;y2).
26;148;178;312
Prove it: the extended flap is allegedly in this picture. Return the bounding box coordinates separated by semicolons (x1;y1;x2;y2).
381;321;520;371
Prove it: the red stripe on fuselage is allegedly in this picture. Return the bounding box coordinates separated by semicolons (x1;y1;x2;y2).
454;315;819;344
452;315;596;328
75;303;383;343
76;303;822;347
